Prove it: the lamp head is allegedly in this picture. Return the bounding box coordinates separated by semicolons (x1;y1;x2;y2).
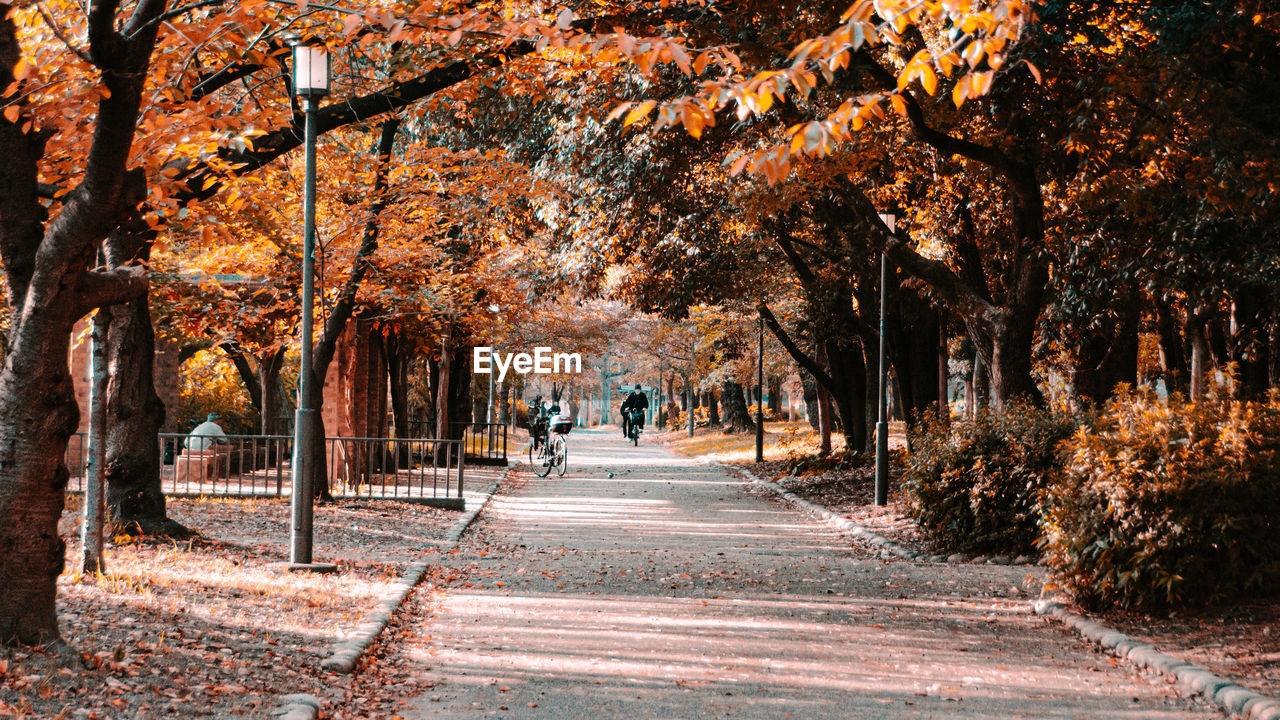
877;212;897;233
292;41;330;99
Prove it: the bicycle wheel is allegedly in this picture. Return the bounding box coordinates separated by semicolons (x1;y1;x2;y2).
533;440;554;478
545;435;565;474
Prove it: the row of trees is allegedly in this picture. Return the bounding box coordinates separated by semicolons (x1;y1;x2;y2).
534;1;1279;458
2;0;1274;647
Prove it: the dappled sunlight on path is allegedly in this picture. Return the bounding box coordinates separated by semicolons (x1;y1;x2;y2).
404;429;1213;719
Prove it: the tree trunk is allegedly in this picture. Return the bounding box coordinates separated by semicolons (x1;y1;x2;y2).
767;376;782;415
1230;284;1274;399
0;0;163;643
758;304;866;451
1071;294;1141;406
435;334;453;444
885;292;942;427
259;348;286;436
1156;300;1189;394
383;330;410;467
801;376;819;430
1188;310;1209;402
825;337;867;451
979;313;1042;409
706;389;720;426
720;380;754;433
498;381;511;425
0;318;80;644
970;345;989;416
447;341;471;441
103;292;187;536
815;350;833;456
666;374;679;429
101;227;187;536
938;315;950;424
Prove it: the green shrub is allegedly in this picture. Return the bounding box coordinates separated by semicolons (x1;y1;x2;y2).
1042;389;1280;610
902;403;1075;555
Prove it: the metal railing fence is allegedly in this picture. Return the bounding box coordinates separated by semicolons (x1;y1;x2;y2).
65;432;463;501
450;422;508;465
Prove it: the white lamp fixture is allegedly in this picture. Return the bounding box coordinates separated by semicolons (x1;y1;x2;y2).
292;42;330;98
878;212;897;234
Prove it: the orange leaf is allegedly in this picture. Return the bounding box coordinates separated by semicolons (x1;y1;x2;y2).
1023;59;1042;83
623;100;655;126
920;65;937;95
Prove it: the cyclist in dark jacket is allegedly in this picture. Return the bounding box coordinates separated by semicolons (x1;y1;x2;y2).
620;389;649;438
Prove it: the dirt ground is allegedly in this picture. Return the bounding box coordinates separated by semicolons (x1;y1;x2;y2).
0;492;476;719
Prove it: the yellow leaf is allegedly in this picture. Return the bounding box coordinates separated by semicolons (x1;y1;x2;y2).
680;105;704;138
623;100;655;126
693;52;710;75
921;65;937;95
889;94;907;116
757;89;773;113
971;71;992;95
952;78;967;108
606;102;632;122
789;129;806;154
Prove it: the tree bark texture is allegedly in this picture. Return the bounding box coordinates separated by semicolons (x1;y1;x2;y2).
0;2;164;643
720;380;754;433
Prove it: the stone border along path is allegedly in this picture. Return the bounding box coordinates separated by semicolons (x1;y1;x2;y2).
271;465;516;720
733;463;1280;720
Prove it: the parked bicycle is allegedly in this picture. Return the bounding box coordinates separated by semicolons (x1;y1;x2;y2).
528;412;571;477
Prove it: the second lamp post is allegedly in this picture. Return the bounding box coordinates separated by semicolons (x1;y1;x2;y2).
874;213;896;507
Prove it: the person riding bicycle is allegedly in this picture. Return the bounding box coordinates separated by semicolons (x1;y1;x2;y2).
620;388;649;438
530;394;563;449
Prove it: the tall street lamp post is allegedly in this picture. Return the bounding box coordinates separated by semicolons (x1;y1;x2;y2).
755;312;764;463
874;213;896;506
689;336;696;439
288;40;336;572
486;304;500;425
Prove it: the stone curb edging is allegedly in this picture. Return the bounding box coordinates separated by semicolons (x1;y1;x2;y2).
273;466;515;719
321;467;512;673
1034;600;1280;720
271;693;322;720
729;464;922;562
721;462;1037;566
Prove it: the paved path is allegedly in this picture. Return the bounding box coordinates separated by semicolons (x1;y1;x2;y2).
404;428;1215;719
